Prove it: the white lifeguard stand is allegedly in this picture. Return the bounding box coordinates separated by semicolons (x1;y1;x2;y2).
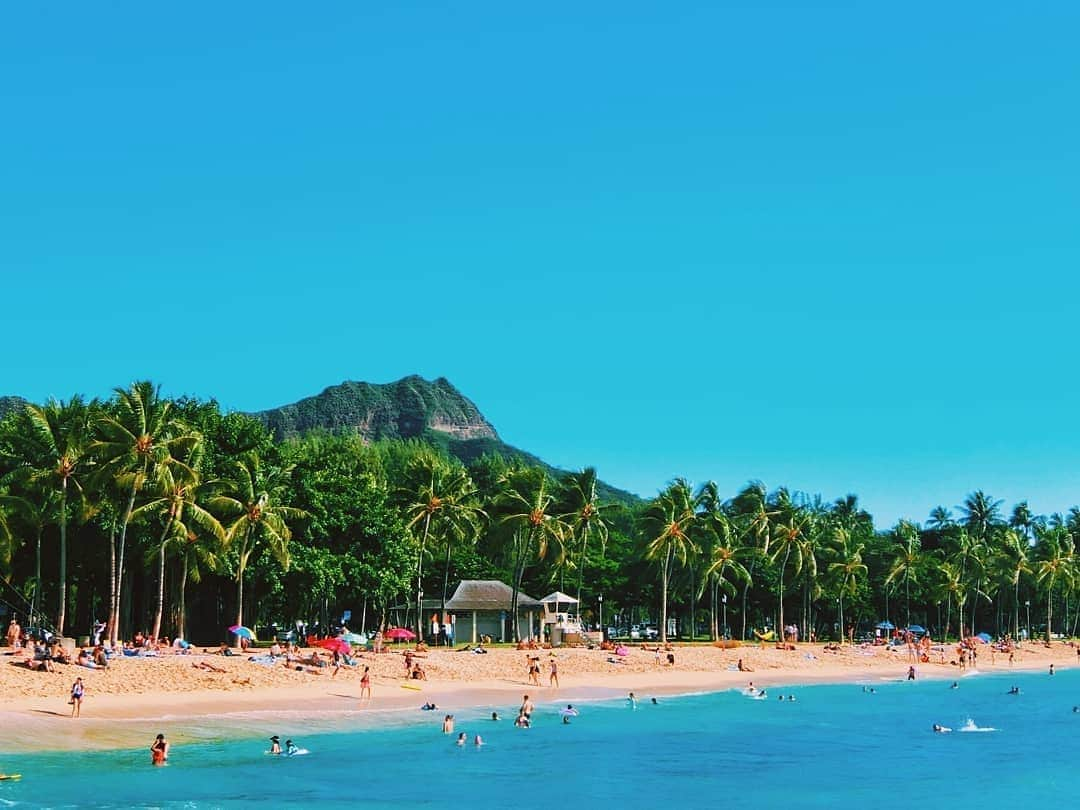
541;591;584;646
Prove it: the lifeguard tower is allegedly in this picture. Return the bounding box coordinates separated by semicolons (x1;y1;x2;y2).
541;591;588;646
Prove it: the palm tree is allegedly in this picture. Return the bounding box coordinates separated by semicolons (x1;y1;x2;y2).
210;453;304;637
994;528;1031;639
960;491;1004;541
769;489;809;643
702;515;752;639
1034;526;1074;643
131;451;225;640
3;398;92;634
562;468;610;608
173;523;222;642
403;454;484;641
828;527;867;645
0;492;51;627
936;560;964;640
730;481;777;640
644;480;696;643
92;382;196;644
885;520;923;627
499;466;567;642
926;506;954;533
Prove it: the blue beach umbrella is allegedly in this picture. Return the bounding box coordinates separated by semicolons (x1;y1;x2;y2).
905;625;926;635
876;621;895;630
228;624;255;640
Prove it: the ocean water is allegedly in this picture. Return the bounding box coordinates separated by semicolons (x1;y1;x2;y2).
1;669;1076;809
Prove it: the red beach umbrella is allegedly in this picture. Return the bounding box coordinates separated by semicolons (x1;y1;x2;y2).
314;638;351;655
384;627;416;641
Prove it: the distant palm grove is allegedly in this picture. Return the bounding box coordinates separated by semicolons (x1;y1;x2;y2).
1;382;1077;647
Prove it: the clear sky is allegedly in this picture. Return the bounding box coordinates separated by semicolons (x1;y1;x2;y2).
2;2;1079;527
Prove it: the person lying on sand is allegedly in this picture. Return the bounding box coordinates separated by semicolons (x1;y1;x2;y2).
194;661;226;673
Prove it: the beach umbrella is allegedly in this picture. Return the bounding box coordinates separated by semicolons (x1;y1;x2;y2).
315;638;351;655
975;632;992;644
384;627;416;641
229;625;255;640
875;621;895;630
905;625;926;634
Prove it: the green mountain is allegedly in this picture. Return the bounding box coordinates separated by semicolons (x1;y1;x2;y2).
0;396;28;420
252;375;641;505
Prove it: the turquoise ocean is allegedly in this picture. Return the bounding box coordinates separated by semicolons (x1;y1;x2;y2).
1;668;1076;809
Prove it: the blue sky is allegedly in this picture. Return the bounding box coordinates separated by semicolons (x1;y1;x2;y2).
2;2;1079;526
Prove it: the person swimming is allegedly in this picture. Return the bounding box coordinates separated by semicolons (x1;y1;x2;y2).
932;724;951;733
285;739;298;756
269;736;281;755
651;697;658;705
950;682;959;689
456;732;467;746
1008;686;1020;695
491;712;500;721
421;702;439;711
628;692;638;707
474;735;483;746
787;695;796;702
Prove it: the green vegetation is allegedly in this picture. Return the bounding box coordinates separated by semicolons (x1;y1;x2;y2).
1;380;1079;647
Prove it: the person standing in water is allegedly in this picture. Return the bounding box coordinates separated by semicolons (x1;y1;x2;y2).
150;734;169;765
269;736;281;755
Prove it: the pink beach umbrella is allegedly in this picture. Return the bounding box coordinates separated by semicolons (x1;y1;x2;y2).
314;637;351;655
384;627;416;642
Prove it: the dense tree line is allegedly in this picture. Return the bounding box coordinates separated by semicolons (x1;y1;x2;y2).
1;382;1078;646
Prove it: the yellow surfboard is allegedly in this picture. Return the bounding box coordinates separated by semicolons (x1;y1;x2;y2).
0;774;22;781
400;682;422;691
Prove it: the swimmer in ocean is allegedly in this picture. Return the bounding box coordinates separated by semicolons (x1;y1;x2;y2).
269;736;281;755
456;733;467;746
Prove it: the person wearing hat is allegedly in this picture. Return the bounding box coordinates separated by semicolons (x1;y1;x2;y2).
269;736;281;755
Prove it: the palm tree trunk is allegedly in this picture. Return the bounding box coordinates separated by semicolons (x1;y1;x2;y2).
777;545;791;641
688;557;696;641
439;534;455;647
110;483;139;646
1014;580;1020;640
838;594;844;645
741;558;756;642
56;482;68;635
31;526;42;632
150;516;174;640
660;548;671;643
574;527;590;607
1046;588;1053;644
415;514;431;641
106;521;117;642
176;557;189;641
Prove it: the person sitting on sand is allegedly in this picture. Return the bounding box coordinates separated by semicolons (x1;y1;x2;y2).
50;641;71;665
93;646;109;668
269;643;282;658
77;648;96;668
217;643;233;657
738;658;753;672
411;662;427;680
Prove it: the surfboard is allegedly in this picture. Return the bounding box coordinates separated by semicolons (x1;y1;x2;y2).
400;682;422;691
0;774;22;781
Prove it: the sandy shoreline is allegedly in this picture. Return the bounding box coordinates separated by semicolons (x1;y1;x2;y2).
2;641;1075;754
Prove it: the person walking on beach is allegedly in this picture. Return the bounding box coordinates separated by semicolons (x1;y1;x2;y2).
6;618;20;648
549;658;559;689
70;677;84;718
151;734;169;765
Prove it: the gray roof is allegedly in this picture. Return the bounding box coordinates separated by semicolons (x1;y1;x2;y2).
445;580;541;612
